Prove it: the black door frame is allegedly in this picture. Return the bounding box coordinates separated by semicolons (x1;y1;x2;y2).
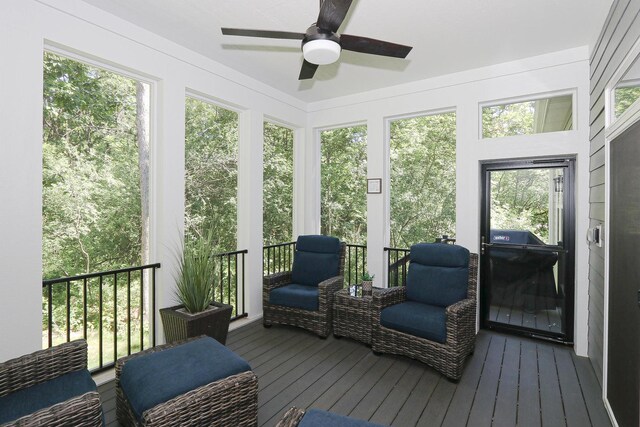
479;158;576;344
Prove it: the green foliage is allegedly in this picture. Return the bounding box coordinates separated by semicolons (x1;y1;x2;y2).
321;126;367;244
614;86;640;118
184;97;238;252
42;53;149;356
490;169;557;242
361;271;375;282
43;52;142;279
263;122;293;245
174;230;217;314
390;113;456;248
482;101;535;139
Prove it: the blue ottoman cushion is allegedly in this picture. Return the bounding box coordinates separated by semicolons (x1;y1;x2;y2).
0;369;98;425
120;336;251;421
270;284;319;311
380;301;447;343
299;409;386;427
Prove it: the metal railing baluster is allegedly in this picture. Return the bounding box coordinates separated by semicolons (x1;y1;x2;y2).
42;263;161;374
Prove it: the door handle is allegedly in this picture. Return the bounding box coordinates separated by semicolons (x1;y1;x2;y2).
481;236;492;255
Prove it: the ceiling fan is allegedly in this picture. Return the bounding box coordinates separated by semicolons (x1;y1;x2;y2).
221;0;413;80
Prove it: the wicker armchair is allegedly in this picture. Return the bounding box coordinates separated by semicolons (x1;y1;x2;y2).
372;244;478;381
263;235;346;338
0;340;103;427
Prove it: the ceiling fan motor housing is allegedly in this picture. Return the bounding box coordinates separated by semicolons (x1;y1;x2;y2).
302;26;341;65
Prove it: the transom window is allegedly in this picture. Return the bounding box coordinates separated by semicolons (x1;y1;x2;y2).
482;94;573;139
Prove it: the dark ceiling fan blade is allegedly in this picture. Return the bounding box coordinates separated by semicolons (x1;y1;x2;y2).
299;60;319;80
317;0;353;33
340;34;413;58
221;28;305;40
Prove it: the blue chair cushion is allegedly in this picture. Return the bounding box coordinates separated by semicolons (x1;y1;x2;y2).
295;235;341;253
119;336;251;421
0;369;98;425
270;284;319;311
410;243;469;267
380;301;447;343
406;243;469;307
291;235;341;287
299;409;386;427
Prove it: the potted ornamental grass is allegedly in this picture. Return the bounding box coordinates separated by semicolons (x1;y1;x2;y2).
160;230;232;344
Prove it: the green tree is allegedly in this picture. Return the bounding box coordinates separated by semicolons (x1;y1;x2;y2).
263;122;293;245
490;168;556;242
42;52;149;364
482;101;535;139
43;52;143;278
184;97;238;252
614;86;640;118
320;126;367;244
390;113;456;248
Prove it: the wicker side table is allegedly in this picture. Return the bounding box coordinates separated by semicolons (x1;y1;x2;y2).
333;287;376;345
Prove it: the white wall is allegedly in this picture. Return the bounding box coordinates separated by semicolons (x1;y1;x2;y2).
305;46;591;356
0;0;305;362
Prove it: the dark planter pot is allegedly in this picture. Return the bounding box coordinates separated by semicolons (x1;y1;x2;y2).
160;301;233;345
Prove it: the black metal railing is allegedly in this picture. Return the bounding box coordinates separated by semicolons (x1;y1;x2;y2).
263;241;367;288
42;263;160;373
385;247;410;287
263;241;296;276
345;243;367;286
212;249;248;321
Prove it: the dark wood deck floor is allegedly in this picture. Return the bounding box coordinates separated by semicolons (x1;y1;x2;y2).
489;305;562;334
100;319;611;427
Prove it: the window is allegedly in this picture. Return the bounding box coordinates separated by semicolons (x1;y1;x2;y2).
489;168;564;245
320;125;367;244
613;56;640;119
184;97;238;252
482;94;573;139
390;113;456;247
42;52;151;366
263;122;294;245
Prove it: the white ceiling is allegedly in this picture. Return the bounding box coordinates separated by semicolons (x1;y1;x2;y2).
79;0;612;103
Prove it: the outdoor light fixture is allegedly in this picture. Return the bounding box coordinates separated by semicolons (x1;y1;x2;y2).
302;39;341;65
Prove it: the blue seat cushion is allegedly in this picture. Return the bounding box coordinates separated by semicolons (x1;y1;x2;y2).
380;301;447;343
291;235;341;287
406;243;469;307
120;336;251;421
0;369;98;425
270;284;319;311
299;409;386;427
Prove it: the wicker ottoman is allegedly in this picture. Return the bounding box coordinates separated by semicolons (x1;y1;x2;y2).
333;288;377;345
116;336;258;427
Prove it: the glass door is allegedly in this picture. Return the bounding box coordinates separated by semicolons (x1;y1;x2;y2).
480;159;574;343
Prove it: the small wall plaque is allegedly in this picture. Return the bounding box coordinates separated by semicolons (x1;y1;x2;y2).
367;178;382;194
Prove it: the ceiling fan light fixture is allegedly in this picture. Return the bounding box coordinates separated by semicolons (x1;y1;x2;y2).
303;39;341;65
